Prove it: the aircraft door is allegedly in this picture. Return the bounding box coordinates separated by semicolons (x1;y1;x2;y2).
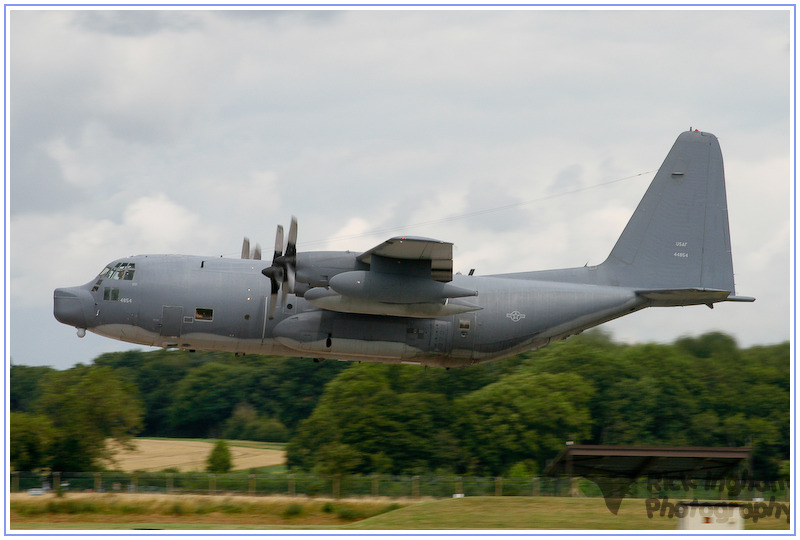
431;320;452;354
454;313;476;352
160;306;183;337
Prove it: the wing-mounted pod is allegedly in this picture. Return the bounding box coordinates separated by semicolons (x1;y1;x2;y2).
304;236;480;318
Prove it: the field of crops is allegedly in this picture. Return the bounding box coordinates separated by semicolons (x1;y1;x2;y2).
104;438;285;472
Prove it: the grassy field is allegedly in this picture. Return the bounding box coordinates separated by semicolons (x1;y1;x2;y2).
17;438;790;530
9;493;403;529
10;493;790;530
104;438;285;473
351;496;790;530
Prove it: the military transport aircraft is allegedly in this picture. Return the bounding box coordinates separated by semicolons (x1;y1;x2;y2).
54;130;754;368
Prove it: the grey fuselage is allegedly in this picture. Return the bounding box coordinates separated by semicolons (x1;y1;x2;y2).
55;253;646;368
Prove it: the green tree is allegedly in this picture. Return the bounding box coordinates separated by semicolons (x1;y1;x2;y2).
676;332;739;359
312;442;362;476
206;439;232;473
287;364;459;474
36;365;144;471
93;350;352;438
10;412;55;471
95;349;209;436
522;332;789;479
268;358;352;429
168;362;254;437
10;365;55;413
455;370;594;475
223;402;289;442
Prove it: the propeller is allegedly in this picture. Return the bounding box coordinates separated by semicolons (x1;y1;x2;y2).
261;216;298;318
241;237;262;260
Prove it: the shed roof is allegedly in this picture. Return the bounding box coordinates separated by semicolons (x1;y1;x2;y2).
544;445;750;479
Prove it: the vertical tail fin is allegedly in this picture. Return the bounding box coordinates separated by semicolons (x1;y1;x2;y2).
602;130;737;294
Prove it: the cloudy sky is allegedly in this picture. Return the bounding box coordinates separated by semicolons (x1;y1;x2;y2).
7;7;792;370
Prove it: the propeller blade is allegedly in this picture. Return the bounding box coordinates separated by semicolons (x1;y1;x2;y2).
265;268;281;319
286;265;296;294
262;217;299;315
283;217;298;293
286;216;297;259
253;243;262;260
241;237;251;259
273;225;284;263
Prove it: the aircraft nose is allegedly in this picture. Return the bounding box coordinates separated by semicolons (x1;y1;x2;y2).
53;287;93;329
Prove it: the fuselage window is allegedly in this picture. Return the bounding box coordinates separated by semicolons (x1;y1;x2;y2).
195;308;214;321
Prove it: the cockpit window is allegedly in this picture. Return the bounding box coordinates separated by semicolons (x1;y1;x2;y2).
100;262;136;281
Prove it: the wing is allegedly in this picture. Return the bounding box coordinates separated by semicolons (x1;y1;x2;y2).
356;236;454;282
303;236;480;318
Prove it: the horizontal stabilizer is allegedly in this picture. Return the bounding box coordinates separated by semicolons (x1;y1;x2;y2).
637;287;754;307
638;288;730;301
723;295;756;303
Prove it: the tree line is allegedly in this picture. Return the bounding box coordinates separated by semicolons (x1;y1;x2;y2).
10;331;789;479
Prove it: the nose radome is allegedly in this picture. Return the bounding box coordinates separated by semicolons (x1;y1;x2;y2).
53;287;93;329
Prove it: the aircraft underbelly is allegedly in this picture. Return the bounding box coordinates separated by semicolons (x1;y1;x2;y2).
271;311;453;362
94;323;298;356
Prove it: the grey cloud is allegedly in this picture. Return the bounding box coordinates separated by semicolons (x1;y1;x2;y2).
212;9;343;25
72;10;202;36
548;164;583;194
